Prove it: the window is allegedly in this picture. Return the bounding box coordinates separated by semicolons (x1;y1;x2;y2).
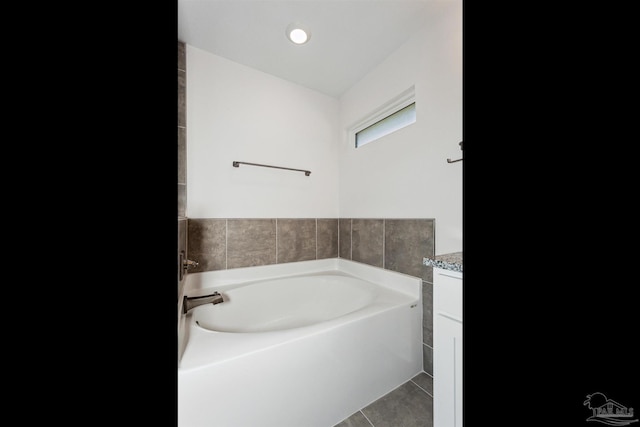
355;102;416;148
351;86;416;148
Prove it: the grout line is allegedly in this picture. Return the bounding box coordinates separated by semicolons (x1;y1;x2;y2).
350;219;353;260
382;219;385;268
225;219;228;270
275;218;278;264
360;410;375;427
337;218;340;258
410;378;434;398
423;343;433;350
336;219;339;258
315;218;318;259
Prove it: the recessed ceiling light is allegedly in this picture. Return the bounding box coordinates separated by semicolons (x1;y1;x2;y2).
286;23;311;45
289;28;308;44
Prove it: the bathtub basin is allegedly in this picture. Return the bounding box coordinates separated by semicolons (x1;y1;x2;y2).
193;274;379;333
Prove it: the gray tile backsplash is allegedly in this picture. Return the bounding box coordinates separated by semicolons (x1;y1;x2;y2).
178;41;186;71
178;41;186;218
187;218;226;272
385;219;434;282
339;218;434;282
317;219;339;259
178;43;187;297
186;217;434;278
351;219;384;268
277;219;316;263
178;218;187;298
178;184;186;218
227;219;276;269
178;69;186;128
186;218;339;270
338;218;351;259
178;127;186;184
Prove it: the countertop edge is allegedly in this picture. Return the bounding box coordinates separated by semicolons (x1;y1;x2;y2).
423;252;463;272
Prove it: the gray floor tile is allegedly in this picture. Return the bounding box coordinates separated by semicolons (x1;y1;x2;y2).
361;381;433;427
410;372;433;396
334;411;372;427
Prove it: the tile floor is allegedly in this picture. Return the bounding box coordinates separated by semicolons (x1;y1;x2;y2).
333;372;433;427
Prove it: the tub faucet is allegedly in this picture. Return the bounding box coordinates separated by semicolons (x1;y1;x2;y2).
183;292;224;314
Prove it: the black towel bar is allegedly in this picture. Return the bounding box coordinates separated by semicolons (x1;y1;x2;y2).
232;161;311;176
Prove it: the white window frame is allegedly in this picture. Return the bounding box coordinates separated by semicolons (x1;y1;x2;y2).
349;86;416;148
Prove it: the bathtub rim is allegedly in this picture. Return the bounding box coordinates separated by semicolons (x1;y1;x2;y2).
182;258;421;298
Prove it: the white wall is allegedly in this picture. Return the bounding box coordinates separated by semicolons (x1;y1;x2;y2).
186;0;462;254
338;1;462;255
186;45;340;218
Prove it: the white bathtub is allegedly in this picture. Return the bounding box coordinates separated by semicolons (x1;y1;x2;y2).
178;259;423;427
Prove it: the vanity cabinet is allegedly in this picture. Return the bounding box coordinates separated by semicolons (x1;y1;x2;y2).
433;267;462;427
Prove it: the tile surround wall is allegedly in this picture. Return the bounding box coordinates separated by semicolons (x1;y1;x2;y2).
277;219;316;264
178;41;186;218
352;219;384;268
178;218;187;298
177;42;187;300
338;219;434;282
317;219;340;259
228;219;277;268
187;218;339;271
186;217;435;374
187;218;226;271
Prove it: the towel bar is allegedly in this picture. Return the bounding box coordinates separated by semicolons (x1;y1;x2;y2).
232;161;311;176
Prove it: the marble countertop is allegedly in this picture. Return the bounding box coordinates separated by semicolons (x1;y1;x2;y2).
423;251;463;272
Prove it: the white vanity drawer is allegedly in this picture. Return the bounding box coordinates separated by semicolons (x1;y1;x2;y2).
433;268;462;321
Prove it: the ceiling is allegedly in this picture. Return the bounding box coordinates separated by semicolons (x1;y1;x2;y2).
178;0;441;98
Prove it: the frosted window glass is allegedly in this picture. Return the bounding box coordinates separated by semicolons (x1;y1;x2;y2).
355;103;416;148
